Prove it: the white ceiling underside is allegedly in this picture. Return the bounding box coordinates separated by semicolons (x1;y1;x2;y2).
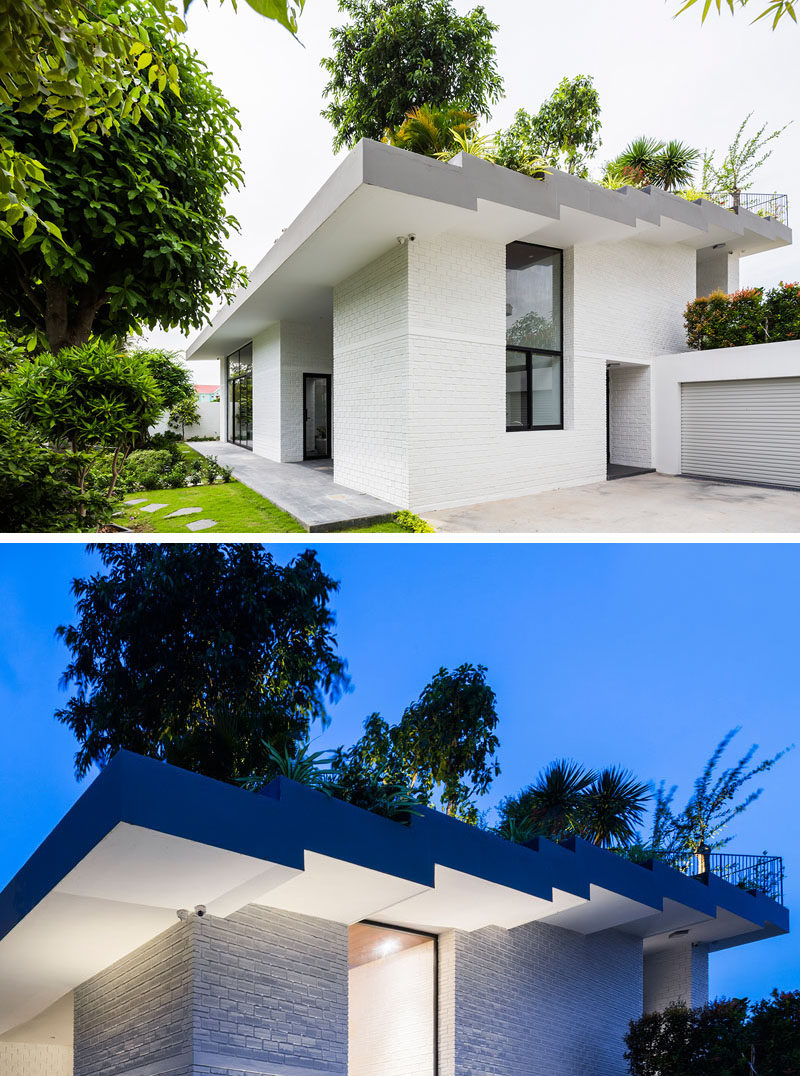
0;822;774;1043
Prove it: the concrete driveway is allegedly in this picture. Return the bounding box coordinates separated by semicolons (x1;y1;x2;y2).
423;473;800;533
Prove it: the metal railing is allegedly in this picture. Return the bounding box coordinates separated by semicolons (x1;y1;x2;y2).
659;850;784;905
706;190;789;226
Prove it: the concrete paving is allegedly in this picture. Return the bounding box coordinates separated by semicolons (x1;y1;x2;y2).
423;473;800;533
189;442;398;531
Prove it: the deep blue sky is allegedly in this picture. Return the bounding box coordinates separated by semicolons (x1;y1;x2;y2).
0;542;796;1001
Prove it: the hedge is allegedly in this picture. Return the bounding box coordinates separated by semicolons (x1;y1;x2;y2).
685;281;800;350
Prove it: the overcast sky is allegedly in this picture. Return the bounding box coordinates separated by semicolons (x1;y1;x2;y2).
1;542;797;1000
148;0;799;364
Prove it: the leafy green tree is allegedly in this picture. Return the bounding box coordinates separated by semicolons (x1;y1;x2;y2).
494;76;601;178
702;113;791;196
338;663;499;822
749;990;800;1072
4;339;162;522
321;0;503;152
498;759;650;848
168;392;201;438
676;0;796;29
0;30;246;352
648;728;791;856
133;347;194;412
55;545;350;781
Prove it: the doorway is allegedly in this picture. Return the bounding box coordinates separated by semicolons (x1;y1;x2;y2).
303;374;331;460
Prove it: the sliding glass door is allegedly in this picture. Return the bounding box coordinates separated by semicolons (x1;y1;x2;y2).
226;343;253;450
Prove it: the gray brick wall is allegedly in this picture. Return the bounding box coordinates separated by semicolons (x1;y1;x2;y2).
643;943;709;1013
439;920;643;1076
74;920;193;1076
73;908;348;1076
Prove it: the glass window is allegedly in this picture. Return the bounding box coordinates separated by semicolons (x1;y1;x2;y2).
506;242;563;430
506;242;561;350
226;342;253;450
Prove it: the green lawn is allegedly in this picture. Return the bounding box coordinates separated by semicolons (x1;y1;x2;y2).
118;481;304;533
348;521;413;533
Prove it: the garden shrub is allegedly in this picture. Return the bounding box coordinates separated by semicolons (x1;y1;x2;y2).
395;510;435;533
686;282;800;350
625;992;799;1076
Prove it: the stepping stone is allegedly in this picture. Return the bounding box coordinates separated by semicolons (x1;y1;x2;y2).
124;498;148;505
140;502;169;513
165;507;203;518
185;519;218;531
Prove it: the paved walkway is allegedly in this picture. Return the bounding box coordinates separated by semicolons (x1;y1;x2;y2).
423;473;800;533
190;442;398;531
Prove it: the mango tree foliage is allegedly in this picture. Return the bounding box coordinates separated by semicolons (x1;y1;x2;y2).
677;0;796;27
0;34;247;352
322;0;503;152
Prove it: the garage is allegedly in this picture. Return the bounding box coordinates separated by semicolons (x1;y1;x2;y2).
681;377;800;490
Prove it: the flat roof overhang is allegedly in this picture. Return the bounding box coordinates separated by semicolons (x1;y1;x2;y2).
0;751;789;1044
187;139;792;361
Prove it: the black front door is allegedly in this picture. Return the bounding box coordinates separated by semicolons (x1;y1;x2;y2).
303;374;331;460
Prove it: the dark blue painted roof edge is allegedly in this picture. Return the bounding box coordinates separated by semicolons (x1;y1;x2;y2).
0;751;789;947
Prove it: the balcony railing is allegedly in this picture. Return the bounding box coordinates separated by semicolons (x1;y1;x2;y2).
706;190;789;227
659;850;784;905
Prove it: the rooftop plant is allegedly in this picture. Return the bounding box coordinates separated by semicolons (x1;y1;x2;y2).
685;282;800;349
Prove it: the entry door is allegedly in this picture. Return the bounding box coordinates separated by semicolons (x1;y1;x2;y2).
681;377;800;489
303;374;331;460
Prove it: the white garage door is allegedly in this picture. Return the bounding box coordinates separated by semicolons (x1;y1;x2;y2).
681;377;800;490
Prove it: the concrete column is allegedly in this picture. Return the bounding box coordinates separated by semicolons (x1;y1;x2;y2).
643;942;709;1013
696;249;740;297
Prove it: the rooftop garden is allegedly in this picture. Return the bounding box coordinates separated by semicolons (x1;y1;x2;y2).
54;544;791;903
321;1;790;221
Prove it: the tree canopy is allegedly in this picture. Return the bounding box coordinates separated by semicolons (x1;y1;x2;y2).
55;545;350;781
0;29;246;352
321;0;503;152
495;76;602;178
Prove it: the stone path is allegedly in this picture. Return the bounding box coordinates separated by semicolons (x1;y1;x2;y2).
126;500;219;531
185;519;218;531
165;507;203;518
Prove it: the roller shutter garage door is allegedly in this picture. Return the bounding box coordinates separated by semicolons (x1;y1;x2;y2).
681;377;800;490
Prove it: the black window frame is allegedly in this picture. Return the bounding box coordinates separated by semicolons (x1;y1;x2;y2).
226;341;253;451
505;242;564;433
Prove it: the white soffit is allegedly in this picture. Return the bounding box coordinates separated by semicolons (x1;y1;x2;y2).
0;992;74;1047
54;822;293;911
538;883;657;934
256;850;430;924
377;864;587;933
624;897;715;941
643;905;764;954
0;892;175;1035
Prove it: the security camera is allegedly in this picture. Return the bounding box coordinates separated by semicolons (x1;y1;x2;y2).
407;233;416;243
177;909;190;921
194;905;207;918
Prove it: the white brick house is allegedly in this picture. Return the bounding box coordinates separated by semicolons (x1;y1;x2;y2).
187;141;792;510
0;752;789;1076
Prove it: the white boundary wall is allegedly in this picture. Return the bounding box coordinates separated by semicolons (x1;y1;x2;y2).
653;340;800;474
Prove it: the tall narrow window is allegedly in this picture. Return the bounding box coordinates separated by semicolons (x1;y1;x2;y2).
348;922;437;1076
506;242;563;430
226;342;253;450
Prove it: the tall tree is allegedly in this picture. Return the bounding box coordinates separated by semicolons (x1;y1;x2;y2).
321;0;503;152
702;113;791;195
0;27;246;352
338;663;500;822
494;75;601;178
55;545;350;781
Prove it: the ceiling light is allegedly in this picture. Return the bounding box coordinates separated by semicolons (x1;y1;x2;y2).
669;929;690;939
377;937;401;958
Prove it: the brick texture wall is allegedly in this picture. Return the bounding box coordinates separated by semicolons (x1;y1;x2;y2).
279;321;333;463
333;243;411;504
331;233;695;511
0;1043;73;1076
74;921;194;1076
643;943;709;1013
439;920;643;1076
251;324;282;461
608;364;652;467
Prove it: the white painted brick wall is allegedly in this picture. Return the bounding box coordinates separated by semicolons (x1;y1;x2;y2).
349;942;435;1076
331;233;695;510
0;1043;72;1076
333;244;411;504
251;324;282;461
608;365;652;467
697;250;740;297
643;943;709;1013
279;320;333;462
439;921;643;1076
